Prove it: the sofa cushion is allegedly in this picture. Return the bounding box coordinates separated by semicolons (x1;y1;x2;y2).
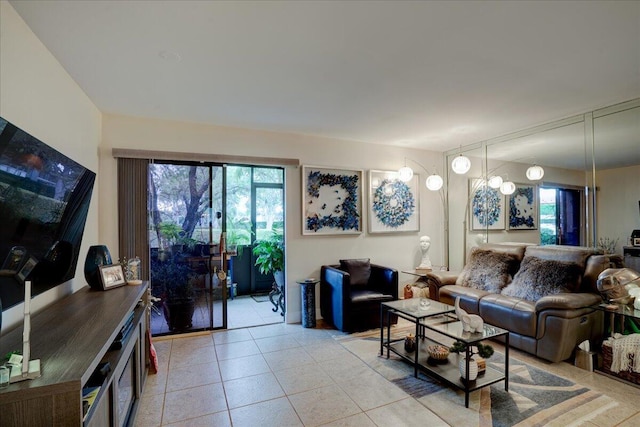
455;248;520;293
501;256;583;301
479;294;537;337
439;285;488;313
340;258;371;286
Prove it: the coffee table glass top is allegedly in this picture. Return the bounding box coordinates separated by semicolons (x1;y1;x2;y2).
382;298;454;319
592;302;640;320
423;316;508;344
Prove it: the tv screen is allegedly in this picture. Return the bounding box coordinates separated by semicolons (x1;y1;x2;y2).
0;116;95;310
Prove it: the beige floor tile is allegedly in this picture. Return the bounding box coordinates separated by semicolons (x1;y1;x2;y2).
248;323;290;339
273;363;335;395
288;384;361;426
169;334;214;352
134;393;164;427
223;372;285;409
291;328;335;346
319;352;374;382
366;397;449;427
304;340;351;362
215;339;261;361
212;328;253;345
336;371;409;411
229;396;303;427
168;344;217;368
263;347;317;371
163;410;231;427
165;360;222;392
255;334;301;353
618;411;640;427
143;370;168;396
161;383;227;425
218;354;271;381
318;412;377;427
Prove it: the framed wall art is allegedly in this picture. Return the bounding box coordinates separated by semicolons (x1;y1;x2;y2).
368;170;419;233
508;183;538;230
469;178;505;231
302;165;363;235
98;264;127;290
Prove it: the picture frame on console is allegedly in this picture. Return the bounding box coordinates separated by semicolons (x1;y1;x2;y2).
16;256;38;284
99;264;127;290
301;165;363;235
368;170;419;233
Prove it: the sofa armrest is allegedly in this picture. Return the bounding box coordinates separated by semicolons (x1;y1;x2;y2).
535;293;603;311
370;264;399;299
424;270;460;301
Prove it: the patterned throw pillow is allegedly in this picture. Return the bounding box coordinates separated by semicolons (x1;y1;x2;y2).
455;248;520;293
501;256;582;301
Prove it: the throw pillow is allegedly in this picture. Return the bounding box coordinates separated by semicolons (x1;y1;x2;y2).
340;258;371;286
455;248;520;293
501;256;583;301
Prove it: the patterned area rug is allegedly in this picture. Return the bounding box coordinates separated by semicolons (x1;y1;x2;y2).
334;325;619;427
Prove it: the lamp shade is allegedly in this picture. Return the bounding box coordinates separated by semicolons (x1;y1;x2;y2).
500;181;516;195
487;175;503;189
451;155;471;174
398;166;414;182
425;174;444;191
526;165;545;181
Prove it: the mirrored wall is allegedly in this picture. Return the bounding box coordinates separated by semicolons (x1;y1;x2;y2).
445;98;640;270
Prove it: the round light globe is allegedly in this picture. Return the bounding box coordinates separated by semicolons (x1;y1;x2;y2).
487;175;503;189
526;165;545;181
500;181;516;195
398;166;414;182
425;174;444;191
451;155;471;174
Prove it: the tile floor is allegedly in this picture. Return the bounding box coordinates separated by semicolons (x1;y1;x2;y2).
135;320;640;427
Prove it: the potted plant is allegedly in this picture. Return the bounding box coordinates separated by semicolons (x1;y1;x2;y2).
450;341;494;381
252;232;284;287
150;257;196;331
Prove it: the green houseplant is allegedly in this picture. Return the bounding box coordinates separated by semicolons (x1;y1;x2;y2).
252;232;284;287
150;258;196;331
450;341;494;381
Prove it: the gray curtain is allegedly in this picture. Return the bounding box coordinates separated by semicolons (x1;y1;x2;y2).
117;158;150;280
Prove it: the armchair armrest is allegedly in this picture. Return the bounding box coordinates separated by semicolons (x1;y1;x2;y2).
535;293;603;311
424;270;460;301
369;264;399;299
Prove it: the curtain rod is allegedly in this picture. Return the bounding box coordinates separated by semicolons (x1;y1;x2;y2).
112;148;300;167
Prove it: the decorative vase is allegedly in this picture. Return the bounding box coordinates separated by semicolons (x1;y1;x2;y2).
404;334;416;352
84;245;112;290
459;356;478;381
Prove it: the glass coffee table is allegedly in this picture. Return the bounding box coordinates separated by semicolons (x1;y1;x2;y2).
380;298;509;407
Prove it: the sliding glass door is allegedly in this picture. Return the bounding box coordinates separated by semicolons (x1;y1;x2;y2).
540;186;583;246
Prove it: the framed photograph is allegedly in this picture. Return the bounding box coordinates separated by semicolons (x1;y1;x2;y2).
98;264;127;290
633;237;640;247
16;256;38;283
1;246;28;274
302;165;363;235
368;170;419;233
469;178;505;231
508;183;538;230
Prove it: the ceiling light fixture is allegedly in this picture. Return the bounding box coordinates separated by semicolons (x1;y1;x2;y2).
487;175;503;189
425;174;444;191
500;180;516;195
398;166;414;182
397;159;443;192
451;154;471;175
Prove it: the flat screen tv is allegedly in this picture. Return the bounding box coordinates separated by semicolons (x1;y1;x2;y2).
0;116;96;311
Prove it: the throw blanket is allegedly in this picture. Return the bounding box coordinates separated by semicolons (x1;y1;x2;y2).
606;333;640;373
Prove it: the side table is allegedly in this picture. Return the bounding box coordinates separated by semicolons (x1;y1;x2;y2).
297;279;318;328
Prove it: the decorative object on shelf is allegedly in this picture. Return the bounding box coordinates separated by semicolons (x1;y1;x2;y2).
508;184;538;230
597;237;619;254
427;344;450;361
450;340;494;381
98;264;127;290
120;256;142;285
597;267;640;305
469;178;505;230
369;170;419;233
419;297;431;310
84;245;113;290
455;297;484;333
404;334;416;352
302;165;363;235
418;235;433;270
404;284;413;299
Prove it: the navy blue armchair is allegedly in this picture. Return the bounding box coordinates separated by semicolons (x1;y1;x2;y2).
320;259;398;332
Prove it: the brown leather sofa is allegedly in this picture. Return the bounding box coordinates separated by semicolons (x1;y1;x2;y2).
425;243;622;362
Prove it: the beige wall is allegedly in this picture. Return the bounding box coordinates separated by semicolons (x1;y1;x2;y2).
0;1;101;331
101;114;445;322
597;165;640;252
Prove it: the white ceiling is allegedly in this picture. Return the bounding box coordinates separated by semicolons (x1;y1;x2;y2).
9;0;640;157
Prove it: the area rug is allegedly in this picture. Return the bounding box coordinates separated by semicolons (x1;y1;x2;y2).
251;294;270;303
334;325;620;427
